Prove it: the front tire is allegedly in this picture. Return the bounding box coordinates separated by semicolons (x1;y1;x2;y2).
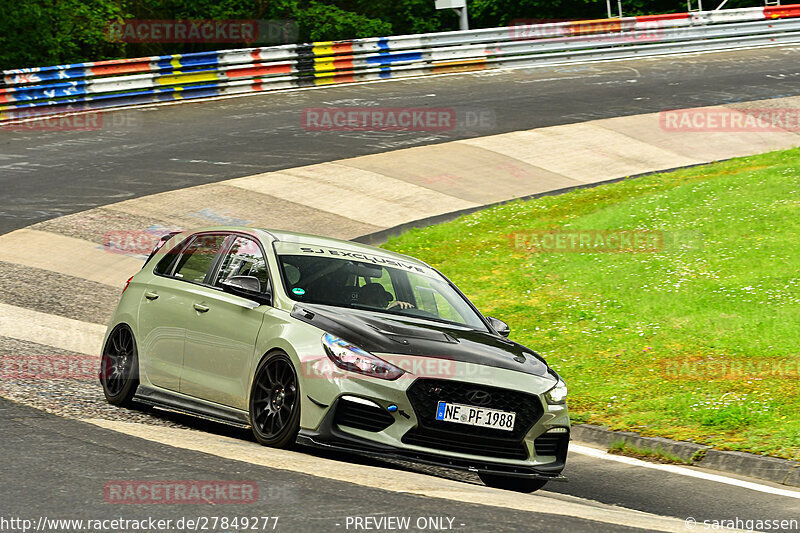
478;473;549;493
99;325;139;407
250;352;300;448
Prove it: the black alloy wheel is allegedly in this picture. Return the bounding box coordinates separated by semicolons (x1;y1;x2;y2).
100;325;139;406
250;352;301;447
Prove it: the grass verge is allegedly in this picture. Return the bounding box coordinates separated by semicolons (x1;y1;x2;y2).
382;149;800;460
608;441;691;465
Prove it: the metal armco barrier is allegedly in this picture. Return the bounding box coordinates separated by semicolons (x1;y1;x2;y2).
2;4;800;121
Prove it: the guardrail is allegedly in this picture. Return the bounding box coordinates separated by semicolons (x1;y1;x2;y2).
2;3;800;121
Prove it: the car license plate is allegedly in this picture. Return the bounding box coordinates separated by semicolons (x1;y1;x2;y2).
435;401;515;431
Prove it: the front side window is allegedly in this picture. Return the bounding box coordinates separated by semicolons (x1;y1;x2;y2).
275;243;487;330
172;234;227;284
214;236;270;293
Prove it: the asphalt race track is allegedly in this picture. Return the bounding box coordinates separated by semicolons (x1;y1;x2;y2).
2;45;800;531
2;397;798;531
2;398;648;533
3;45;800;235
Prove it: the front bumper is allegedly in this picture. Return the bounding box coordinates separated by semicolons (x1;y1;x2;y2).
298;391;569;481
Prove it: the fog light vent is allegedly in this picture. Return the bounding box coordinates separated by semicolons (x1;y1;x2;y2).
334;396;394;432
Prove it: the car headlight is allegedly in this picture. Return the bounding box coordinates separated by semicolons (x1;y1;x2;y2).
322;333;404;380
545;379;568;405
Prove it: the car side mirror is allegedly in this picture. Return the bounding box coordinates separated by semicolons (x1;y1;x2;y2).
225;275;261;292
487;316;510;337
221;276;272;306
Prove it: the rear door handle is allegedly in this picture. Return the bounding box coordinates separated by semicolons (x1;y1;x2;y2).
193;303;210;313
144;291;159;300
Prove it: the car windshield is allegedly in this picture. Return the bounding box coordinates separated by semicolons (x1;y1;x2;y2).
275;243;487;330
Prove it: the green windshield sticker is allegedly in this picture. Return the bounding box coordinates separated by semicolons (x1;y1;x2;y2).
292;288;306;296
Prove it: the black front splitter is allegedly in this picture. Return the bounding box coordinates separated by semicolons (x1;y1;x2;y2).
296;429;567;482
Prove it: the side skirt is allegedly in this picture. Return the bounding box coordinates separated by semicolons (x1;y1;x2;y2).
134;386;251;429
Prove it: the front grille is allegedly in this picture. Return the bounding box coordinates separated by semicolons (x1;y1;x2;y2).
401;378;545;460
403;427;528;460
534;432;569;462
334;398;395;432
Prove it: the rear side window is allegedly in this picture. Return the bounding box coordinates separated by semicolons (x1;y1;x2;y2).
154;238;188;275
172;234;227;284
145;231;182;268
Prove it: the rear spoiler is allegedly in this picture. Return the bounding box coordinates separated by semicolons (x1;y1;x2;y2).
144;231;182;266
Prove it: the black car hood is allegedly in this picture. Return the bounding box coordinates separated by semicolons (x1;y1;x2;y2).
291;303;551;378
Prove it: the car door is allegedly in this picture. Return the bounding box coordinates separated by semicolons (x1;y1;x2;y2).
180;234;269;410
136;233;228;392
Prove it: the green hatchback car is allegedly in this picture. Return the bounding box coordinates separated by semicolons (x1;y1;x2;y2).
100;227;570;492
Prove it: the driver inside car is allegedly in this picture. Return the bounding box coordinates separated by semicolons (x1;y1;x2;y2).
357;283;415;310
